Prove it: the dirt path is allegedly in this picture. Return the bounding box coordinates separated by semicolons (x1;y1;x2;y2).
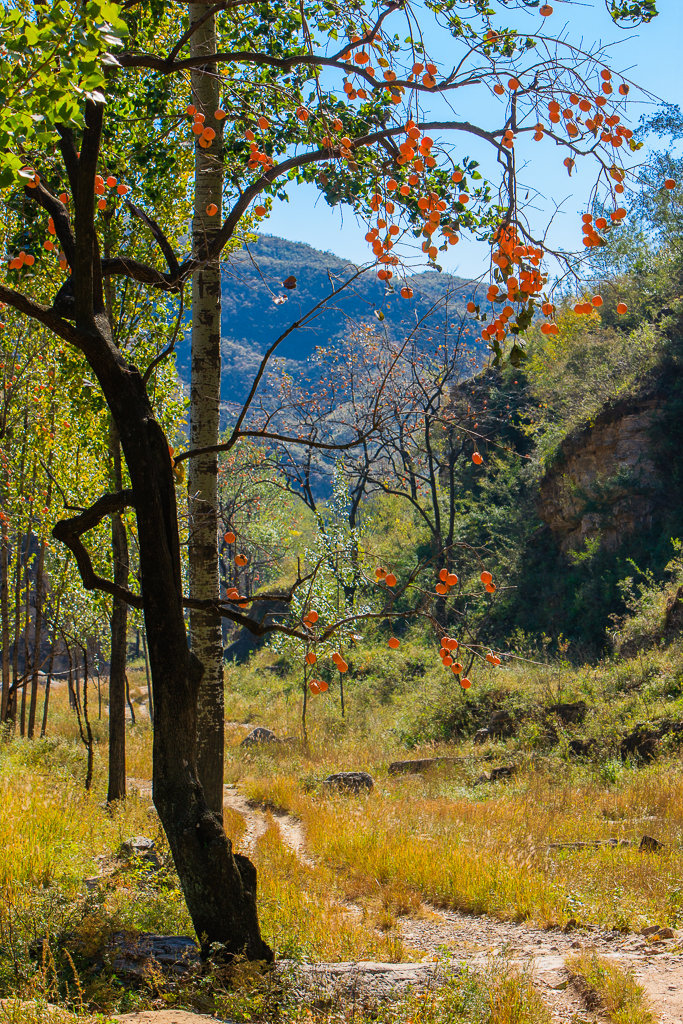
222;787;683;1024
123;780;683;1022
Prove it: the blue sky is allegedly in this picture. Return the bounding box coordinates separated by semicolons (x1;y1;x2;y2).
260;0;683;278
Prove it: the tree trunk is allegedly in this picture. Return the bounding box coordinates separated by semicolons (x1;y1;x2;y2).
188;2;225;820
8;535;22;730
112;378;271;959
0;516;10;725
42;96;270;961
27;536;46;739
142;627;154;724
108;418;129;803
20;536;31;738
40;612;58;738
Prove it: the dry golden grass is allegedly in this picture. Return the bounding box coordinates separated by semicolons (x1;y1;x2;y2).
567;951;656;1024
253;821;408;961
239;760;683;931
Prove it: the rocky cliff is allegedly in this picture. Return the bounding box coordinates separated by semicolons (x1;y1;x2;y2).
537;384;672;553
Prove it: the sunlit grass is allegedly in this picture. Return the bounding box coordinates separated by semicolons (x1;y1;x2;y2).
567;951;656;1024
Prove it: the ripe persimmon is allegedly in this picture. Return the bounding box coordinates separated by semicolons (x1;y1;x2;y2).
617;302;628;314
235;553;248;566
435;583;448;595
305;652;317;665
306;610;319;624
480;570;493;584
206;203;218;216
485;582;496;593
472;452;483;465
439;568;449;582
385;573;397;587
388;637;400;649
225;531;236;544
461;677;472;689
254;205;267;216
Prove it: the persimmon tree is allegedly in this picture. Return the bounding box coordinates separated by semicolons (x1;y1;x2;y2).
0;0;668;961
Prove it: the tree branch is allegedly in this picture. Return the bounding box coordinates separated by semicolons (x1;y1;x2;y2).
0;283;88;349
52;491;143;608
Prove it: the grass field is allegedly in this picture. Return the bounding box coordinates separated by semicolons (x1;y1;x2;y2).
0;639;678;1019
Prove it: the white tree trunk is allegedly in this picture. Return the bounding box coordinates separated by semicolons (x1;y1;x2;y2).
188;3;224;819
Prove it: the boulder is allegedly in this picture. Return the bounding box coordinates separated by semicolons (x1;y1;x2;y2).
323;771;374;793
118;837;160;868
241;726;279;747
475;764;517;786
639;834;664;853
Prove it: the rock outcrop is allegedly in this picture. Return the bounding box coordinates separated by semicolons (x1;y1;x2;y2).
537;391;664;553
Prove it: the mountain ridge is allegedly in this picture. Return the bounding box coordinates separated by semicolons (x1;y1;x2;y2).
174;235;482;399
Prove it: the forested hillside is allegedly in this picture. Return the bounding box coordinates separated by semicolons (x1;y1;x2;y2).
174;236;482;398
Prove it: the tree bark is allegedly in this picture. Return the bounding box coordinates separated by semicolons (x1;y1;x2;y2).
0;516;10;725
40;600;59;738
107;417;129;803
142;627;154;724
27;536;46;739
188;2;225;820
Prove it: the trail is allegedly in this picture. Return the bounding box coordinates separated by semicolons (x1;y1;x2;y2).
221;785;683;1024
124;779;683;1022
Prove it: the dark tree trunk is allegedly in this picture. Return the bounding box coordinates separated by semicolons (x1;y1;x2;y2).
114;382;270;958
40;628;57;738
20;541;31;738
125;673;135;725
27;537;46;739
0;516;10;725
108;419;128;803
